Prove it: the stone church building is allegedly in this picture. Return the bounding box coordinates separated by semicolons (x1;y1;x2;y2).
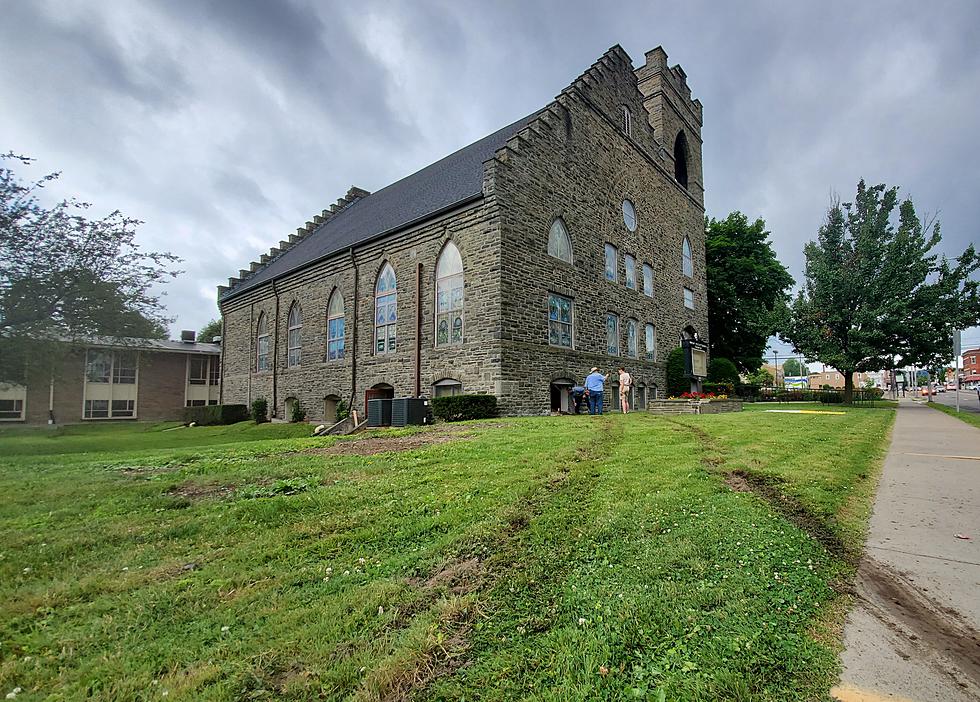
218;44;707;420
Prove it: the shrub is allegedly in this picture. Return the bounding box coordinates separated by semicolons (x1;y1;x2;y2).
251;397;268;424
336;399;350;422
703;381;734;397
665;347;688;397
431;394;498;422
819;392;844;404
707;357;740;386
290;401;306;423
182;404;249;426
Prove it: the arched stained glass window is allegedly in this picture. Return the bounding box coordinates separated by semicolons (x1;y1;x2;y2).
256;313;270;371
286;304;302;367
375;263;397;354
547;219;572;263
435;242;464;347
682;237;693;277
327;289;345;361
626;319;638;358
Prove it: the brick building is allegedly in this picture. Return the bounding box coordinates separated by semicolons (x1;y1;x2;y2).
217;45;707;419
962;347;980;386
0;336;220;425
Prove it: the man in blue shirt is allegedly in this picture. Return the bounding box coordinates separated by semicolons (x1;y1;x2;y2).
584;367;609;415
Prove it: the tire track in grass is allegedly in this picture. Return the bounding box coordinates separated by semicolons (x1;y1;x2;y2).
357;418;619;701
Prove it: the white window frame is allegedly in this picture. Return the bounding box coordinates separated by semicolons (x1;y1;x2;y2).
622;106;632;138
622;199;637;232
188;355;209;385
548;293;574;349
606;313;620;356
256;314;270;371
642;263;653;297
286;304;302;367
682;237;694;278
547;218;573;263
624;254;636;290
604;243;618;282
435;242;464;348
375;263;397;354
684;287;695;309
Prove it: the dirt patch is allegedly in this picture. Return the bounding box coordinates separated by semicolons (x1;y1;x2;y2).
166;480;234;500
857;557;980;689
413;557;484;596
724;473;752;492
309;431;468;457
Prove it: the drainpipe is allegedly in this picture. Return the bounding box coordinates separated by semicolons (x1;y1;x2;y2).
415;261;422;397
348;247;359;417
271;279;280;418
48;372;55;424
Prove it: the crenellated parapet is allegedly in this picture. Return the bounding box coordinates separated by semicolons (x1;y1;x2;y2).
218;185;371;300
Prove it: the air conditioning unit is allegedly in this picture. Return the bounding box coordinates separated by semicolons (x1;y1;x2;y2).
390;397;432;427
367;398;392;427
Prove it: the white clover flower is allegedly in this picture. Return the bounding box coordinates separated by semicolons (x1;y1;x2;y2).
221;626;230;632
578;618;587;626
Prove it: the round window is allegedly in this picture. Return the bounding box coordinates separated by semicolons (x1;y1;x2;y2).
622;199;637;232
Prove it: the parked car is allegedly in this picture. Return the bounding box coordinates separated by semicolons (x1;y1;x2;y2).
946;382;957;390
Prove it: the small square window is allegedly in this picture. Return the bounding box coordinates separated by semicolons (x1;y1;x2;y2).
548;293;573;349
684;287;695;309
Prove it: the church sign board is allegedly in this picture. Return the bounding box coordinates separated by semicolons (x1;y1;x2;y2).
683;339;708;379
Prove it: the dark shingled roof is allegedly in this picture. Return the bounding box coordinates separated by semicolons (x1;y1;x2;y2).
222;109;544;300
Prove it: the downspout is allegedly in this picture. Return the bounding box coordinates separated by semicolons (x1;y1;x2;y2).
348;247;359;418
48;372;55;424
272;279;280;418
415;261;422;397
247;304;253;406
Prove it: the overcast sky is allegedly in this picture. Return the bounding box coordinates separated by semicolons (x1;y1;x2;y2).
2;0;978;359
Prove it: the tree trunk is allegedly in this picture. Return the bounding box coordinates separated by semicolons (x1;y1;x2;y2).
843;371;854;404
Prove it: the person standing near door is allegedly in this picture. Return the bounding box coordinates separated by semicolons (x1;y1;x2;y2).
618;367;633;414
584;367;608;415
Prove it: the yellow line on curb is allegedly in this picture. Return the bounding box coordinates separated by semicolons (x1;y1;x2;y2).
904;452;980;461
830;683;916;702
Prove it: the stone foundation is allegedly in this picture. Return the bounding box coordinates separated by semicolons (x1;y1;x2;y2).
646;399;742;415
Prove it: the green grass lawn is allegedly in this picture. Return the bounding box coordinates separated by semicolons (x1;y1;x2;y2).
927;401;980;430
0;408;894;701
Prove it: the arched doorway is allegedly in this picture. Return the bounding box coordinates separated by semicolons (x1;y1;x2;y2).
324;394;341;423
549;378;573;413
364;383;394;412
284;397;300;422
637;383;647;411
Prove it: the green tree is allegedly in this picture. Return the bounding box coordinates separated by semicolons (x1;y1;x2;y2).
707;357;740;385
199;318;222;343
0;153;180;382
706;212;794;373
783;180;980;402
746;368;774;385
782;358;809;377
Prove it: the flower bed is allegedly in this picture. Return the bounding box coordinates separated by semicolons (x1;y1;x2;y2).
646;398;743;415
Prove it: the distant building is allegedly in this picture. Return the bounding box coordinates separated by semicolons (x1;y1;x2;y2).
807;368;869;389
962;347;980;385
0;335;221;425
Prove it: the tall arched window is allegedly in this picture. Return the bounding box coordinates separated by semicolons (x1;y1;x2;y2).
626;318;638;358
435;242;464;347
256;313;270;371
286;304;302;367
375;263;397;354
547;219;572;263
674;131;689;189
682;237;693;277
327;289;345;361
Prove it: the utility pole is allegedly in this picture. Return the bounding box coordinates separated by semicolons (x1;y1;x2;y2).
953;330;961;413
773;350;779;387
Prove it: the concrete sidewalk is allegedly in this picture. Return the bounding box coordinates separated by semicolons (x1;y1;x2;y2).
833;399;980;701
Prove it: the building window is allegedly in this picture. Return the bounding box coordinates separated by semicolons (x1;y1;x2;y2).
327;289;345;361
606;313;619;356
375;263;397;354
111;400;135;418
435;242;464;347
624;254;636;290
548;293;573;348
642;263;653;297
0;399;24;420
209;359;220;386
256;313;270;371
287;304;302;367
83;399;109;419
622;106;632;137
548;218;573;263
622;199;637;232
112;352;137;384
189;356;208;385
85;350;111;383
604;243;618;282
626;319;638;358
684;287;695;309
432;378;463;398
674;130;689;189
186;399;206;407
645;323;656;361
682;237;693;277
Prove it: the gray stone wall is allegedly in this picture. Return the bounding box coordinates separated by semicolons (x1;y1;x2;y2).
490;47;708;414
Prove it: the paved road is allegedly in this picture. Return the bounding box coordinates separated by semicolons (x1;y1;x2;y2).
928;389;980;414
833;398;980;702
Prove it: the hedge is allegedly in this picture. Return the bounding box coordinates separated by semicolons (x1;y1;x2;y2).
182;404;250;426
431;394;498;422
702;381;734;397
